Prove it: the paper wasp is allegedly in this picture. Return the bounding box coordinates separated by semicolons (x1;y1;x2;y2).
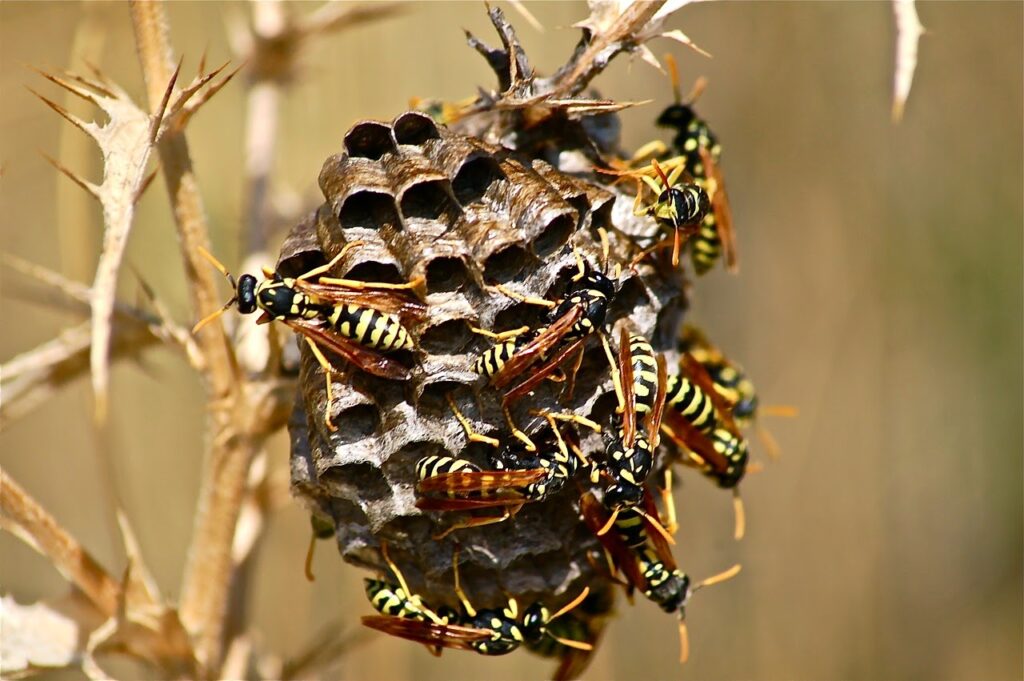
679;324;797;461
472;245;620;448
363;546;593;656
659;347;752;538
581;492;741;663
415;406;597;537
193;242;426;429
526;585;615;681
591;329;672;543
646;54;737;275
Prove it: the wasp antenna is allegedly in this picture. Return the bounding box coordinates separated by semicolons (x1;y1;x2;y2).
678;620;690;664
197;245;235;285
550;586;590;622
552;634;594;652
696;563;742;591
598;226;611;271
732;491;746;540
686;76;708;106
191;298;235;334
665;53;682;104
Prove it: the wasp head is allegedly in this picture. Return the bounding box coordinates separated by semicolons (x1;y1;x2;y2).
521;603;550;644
656;104;697;131
236;274;259;314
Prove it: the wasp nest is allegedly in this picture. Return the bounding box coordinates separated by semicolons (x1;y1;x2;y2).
286;107;685;610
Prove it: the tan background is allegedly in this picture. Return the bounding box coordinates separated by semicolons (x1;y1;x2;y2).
1;2;1021;679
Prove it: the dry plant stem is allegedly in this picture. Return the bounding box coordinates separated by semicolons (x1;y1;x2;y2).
130;1;252;673
0;467;119;618
551;0;666;97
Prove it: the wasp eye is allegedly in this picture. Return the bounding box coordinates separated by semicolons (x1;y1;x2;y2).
237;274;258;314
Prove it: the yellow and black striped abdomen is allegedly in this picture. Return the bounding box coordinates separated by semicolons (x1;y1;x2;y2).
327;304;413;351
474;338;521;378
365;579;430;620
416;455;480;482
690;210;722;276
708;428;749;488
665;373;717;433
629;334;659;420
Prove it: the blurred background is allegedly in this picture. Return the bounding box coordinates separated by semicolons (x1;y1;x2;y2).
1;2;1020;679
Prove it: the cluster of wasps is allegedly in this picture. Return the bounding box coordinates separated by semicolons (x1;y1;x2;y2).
192;59;788;676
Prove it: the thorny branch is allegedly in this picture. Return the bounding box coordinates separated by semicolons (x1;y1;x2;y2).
0;468;120;619
129;1;252;674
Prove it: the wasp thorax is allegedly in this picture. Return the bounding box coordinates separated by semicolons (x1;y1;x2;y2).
604;482;644;511
256;278;304;319
236;274;259;314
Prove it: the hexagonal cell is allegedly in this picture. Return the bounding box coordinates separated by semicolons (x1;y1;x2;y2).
344;121;397;160
399;179;459;222
530;213;574;259
392;111;441;146
330;403;381;445
482;244;530;283
338;190;401;231
419;318;475;355
452;155;505;205
607;275;652;325
424;255;470;294
320;461;391;502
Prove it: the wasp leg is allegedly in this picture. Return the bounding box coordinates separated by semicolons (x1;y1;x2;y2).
630;139;670;164
534;410;603;435
560;344;586;402
304;531;318;582
659;468;679;536
599;331;626;413
470;324;531;341
503;404;536;452
451;546;478;618
488;283;557;308
446;394;499;448
305;337;338;432
433;505;521;541
298;240;366;281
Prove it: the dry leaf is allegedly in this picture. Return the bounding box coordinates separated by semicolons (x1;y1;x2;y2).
0;592;105;678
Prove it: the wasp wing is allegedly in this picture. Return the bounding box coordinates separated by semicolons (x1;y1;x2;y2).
284;317;411;380
647;354;668;447
699;146;737;273
361;616;489;651
492;305;583;390
580;493;648;592
618;327;637;449
416;469;547;496
503;337;586;405
661;410;730;475
640;488;678;572
680;352;740;436
290;278;427;324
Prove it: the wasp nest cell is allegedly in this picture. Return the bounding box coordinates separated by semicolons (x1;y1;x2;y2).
286;110;686;612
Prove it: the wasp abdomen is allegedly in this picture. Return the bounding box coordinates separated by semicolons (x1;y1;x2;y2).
665;374;717;433
327;304;413;351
